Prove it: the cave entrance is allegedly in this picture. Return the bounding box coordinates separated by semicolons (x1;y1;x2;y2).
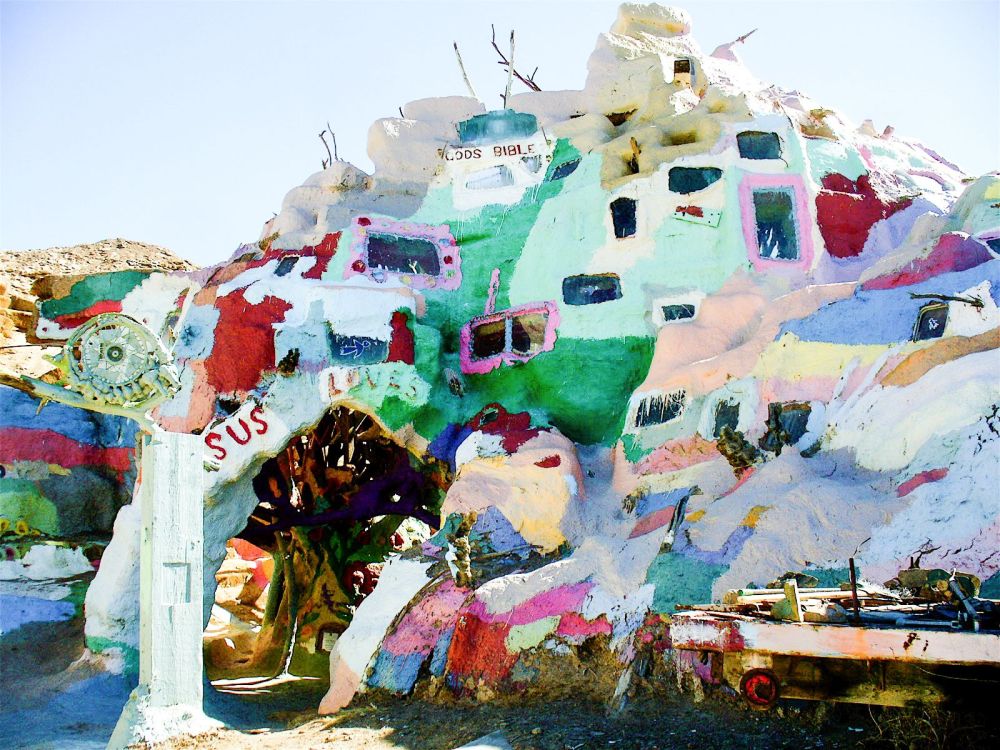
203;405;446;690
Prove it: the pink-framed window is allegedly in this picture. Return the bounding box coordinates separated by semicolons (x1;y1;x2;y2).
459;301;560;375
344;216;461;291
738;174;814;272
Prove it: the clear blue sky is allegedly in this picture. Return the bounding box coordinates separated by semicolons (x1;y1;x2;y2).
2;0;997;266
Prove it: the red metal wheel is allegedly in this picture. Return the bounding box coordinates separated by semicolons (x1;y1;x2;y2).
739;668;780;710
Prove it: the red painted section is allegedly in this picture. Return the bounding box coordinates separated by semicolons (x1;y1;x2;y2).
555;611;612;639
628;505;676;539
1;427;133;481
675;205;704;218
534;454;561;468
815;173;911;258
53;299;123;329
387;311;415;364
896;467;948;497
204;291;292;393
862;233;994;290
445;610;520;688
301;233;340;279
719;466;756;499
467;403;541;454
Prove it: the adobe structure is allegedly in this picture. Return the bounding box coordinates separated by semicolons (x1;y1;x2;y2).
1;3;997;743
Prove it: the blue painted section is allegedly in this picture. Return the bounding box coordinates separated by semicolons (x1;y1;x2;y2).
428;422;474;471
474;506;530;557
636;487;690;517
783;262;1000;344
430;626;454;676
366;650;426;694
672;524;754;566
0;594;76;636
0;386;136;448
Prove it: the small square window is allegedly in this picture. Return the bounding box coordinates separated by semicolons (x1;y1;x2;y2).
510;313;547;355
611;197;637;239
471;318;506;359
737;131;782;160
635;390;686;428
368;234;442;275
673;59;692;75
752;189;799;261
777;402;811;443
913;302;948;341
713;400;741;438
562;274;622;305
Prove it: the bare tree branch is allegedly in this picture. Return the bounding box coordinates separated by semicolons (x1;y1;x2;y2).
491;24;541;96
453;41;480;100
318;128;332;169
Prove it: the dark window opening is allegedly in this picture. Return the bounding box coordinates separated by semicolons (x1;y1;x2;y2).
635;390;686;428
668;167;723;194
563;274;623;305
661;303;696;322
275;256;299;277
713;400;741;438
328;332;389;365
606;110;636;127
737;131;782;160
664;130;698;146
471;319;506;359
625;153;639;175
674;58;692;75
471;311;549;360
984;237;1000;254
752;189;799;260
549;159;581;181
777;403;811;444
466;165;515;191
913;302;948;341
510;313;547;355
611;197;637;239
367;234;441;276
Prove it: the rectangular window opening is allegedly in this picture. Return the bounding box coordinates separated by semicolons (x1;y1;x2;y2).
777;402;811;444
367;234;442;276
913;302;948;341
611;197;637;239
606;110;636;127
465;165;516;191
673;58;692;75
471;319;506;359
510;313;547;355
661;303;696;322
549;159;581;181
635;390;686;428
737;131;782;160
752;189;799;261
713;400;741;438
669;167;722;194
275;256;299;277
563;274;622;306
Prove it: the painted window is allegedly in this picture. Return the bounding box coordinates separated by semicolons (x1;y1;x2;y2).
668;167;722;194
367;234;441;275
713;400;741;437
460;302;560;374
548;158;580;181
913;302;948;341
327;333;389;365
673;58;692;76
274;255;299;277
562;274;622;305
752;188;799;261
652;292;703;326
521;155;543;174
465;165;516;191
611;197;637;238
634;390;686;428
737;131;782;160
346;217;461;291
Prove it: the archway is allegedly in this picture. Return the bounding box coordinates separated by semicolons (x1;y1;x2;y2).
203;405;448;684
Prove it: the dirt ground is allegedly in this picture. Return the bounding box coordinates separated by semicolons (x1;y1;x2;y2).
158;692;874;750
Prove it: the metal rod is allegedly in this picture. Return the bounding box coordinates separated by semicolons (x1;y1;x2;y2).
849;557;862;624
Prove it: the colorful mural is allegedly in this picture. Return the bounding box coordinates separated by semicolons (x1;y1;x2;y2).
3;1;997;715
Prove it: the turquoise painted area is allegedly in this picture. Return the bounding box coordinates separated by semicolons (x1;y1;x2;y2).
645;552;727;613
85;635;139;674
802;566;853;589
804;137;867;182
38;270;150;318
981;570;1000;599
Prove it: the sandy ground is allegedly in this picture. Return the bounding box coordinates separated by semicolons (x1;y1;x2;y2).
155;691;866;750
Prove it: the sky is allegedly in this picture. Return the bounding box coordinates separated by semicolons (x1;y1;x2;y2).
1;0;998;266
